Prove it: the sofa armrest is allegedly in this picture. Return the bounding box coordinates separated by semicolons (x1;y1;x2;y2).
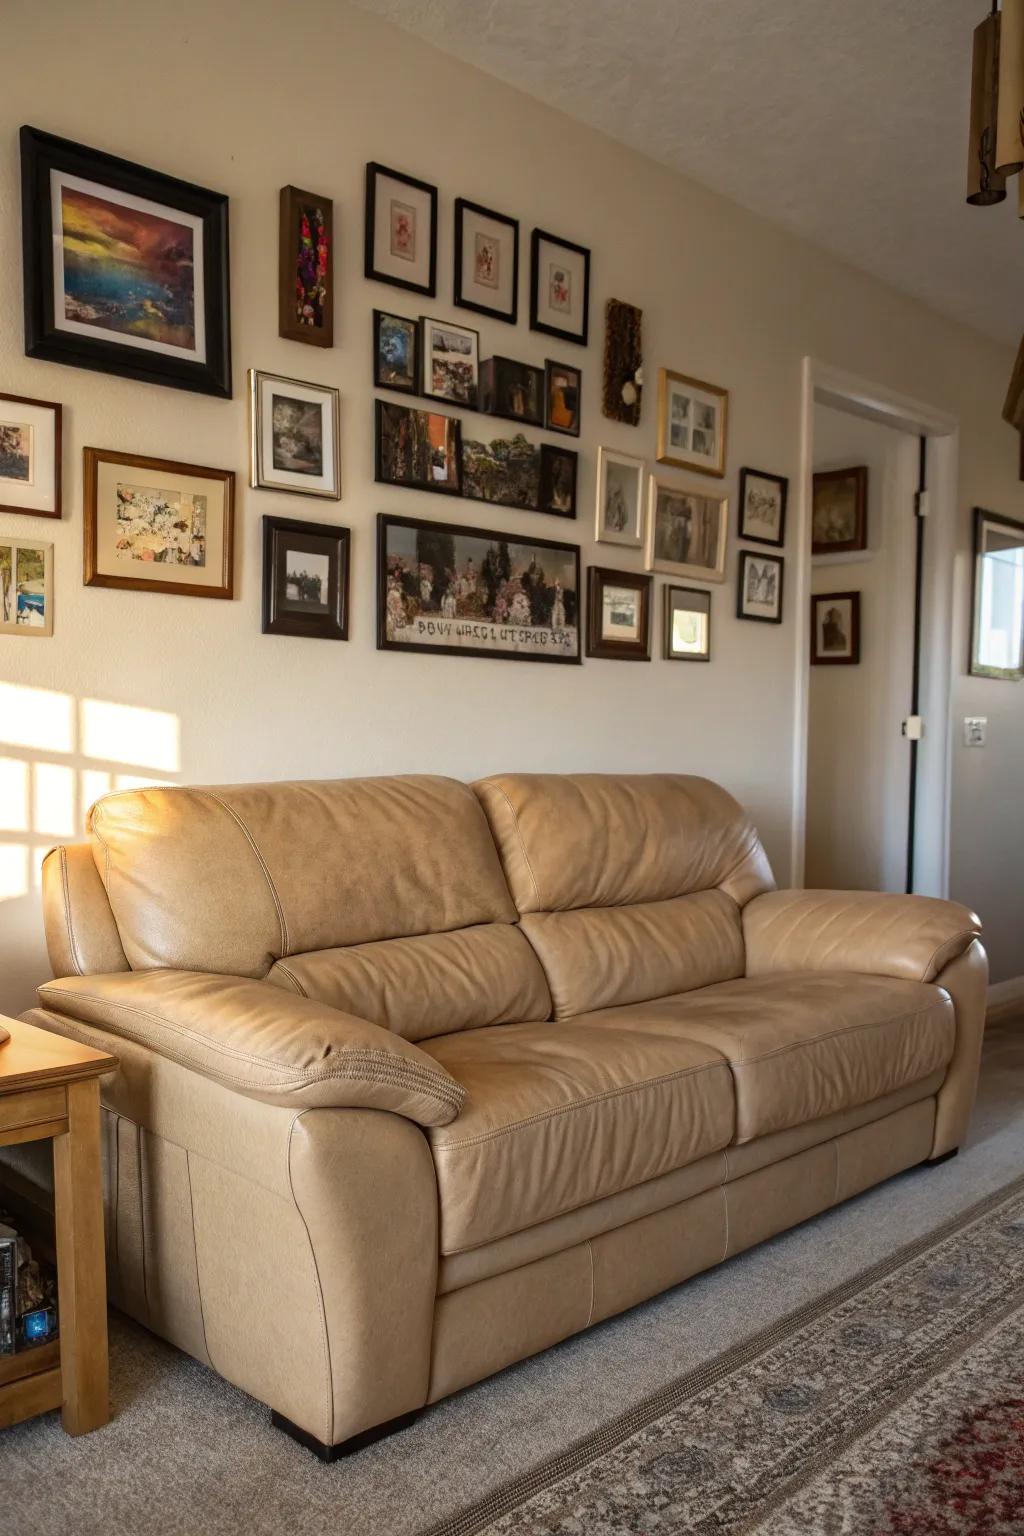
37;970;465;1126
743;890;982;984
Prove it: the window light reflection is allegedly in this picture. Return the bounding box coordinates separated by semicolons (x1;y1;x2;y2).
80;699;181;773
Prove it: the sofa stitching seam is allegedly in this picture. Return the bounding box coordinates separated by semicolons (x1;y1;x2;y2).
728;1003;949;1068
492;786;541;908
205;793;290;959
183;1147;215;1371
272;963;308;997
585;1240;596;1328
287;1113;334;1445
58;848;84;977
921;929;977;983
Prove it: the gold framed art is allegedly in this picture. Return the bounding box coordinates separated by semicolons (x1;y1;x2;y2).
645;478;728;583
656;368;728;478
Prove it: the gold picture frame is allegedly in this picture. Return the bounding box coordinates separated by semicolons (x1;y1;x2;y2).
656;368;728;478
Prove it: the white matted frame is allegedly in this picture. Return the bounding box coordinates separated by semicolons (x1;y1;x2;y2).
249;369;341;500
595;446;644;547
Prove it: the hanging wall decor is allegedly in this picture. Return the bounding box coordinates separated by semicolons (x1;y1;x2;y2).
811;590;861;665
736;549;784;624
249;370;341;500
595;446;644;547
969;506;1024;679
811;466;868;554
664;585;711;661
453;198;519;324
262;514;349;640
461;432;540;511
479;356;544;426
586;566;652;661
645;480;728;583
656;369;728;478
373;309;419;394
278;186;334;347
0;393;61;518
738;467;788;547
375;400;462;495
529;229;590;346
602;299;643;425
365;162;438;297
0;537;53;635
420;316;479;408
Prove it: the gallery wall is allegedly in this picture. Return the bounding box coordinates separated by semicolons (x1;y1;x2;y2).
0;0;1022;1013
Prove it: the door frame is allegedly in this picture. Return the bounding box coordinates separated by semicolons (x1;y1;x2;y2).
791;358;959;895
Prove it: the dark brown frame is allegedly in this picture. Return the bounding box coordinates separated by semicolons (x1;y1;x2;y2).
278;185;334;348
736;549;784;625
372;309;420;394
664;584;711;661
529;228;591;346
374;400;462;496
811;465;868;555
545;359;582;437
479;356;544;426
0;393;62;518
586;566;651;660
364;162;438;298
810;589;860;664
538;443;578;520
453;198;519;324
969;505;1024;679
83;447;234;599
738;466;787;548
262;515;349;639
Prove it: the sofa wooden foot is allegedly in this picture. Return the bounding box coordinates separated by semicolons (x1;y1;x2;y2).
271;1408;419;1462
924;1147;959;1167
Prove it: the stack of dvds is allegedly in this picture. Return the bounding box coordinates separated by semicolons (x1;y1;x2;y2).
0;1220;59;1356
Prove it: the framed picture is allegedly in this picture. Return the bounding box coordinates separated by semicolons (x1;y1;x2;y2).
545;360;581;437
479;357;544;426
656;369;727;477
586;566;651;661
462;432;540;511
0;538;53;636
378;512;580;664
739;467;787;547
83;448;234;598
538;444;578;519
20;126;231;398
278;185;333;347
970;507;1024;680
812;466;868;554
375;400;461;495
811;590;860;664
262;515;349;640
646;480;728;582
249;370;341;500
364;162;437;297
737;549;784;624
421;316;479;408
0;393;61;518
603;299;642;426
453;199;519;323
530;229;590;346
664;585;711;661
373;309;419;394
595;447;644;547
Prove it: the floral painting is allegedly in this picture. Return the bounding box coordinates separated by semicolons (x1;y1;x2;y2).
115;482;207;566
291;200;329;333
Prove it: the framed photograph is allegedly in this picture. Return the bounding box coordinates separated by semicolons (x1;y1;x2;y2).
479;356;544;426
421;316;479;408
538;444;578;519
454;198;519;324
586;566;651;661
262;515;349;640
603;298;642;425
970;507;1024;680
462;432;540;511
83;447;234;598
530;229;590;346
249;370;340;500
737;549;784;624
378;512;580;664
739;467;787;547
595;447;644;547
811;590;860;664
645;480;728;582
375;400;461;495
20;126;230;398
656;369;727;477
0;538;53;636
545;360;581;437
278;185;333;347
364;162;437;297
812;466;868;554
664;585;711;662
0;393;61;518
373;309;419;394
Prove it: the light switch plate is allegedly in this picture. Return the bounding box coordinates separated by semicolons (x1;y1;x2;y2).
963;716;987;747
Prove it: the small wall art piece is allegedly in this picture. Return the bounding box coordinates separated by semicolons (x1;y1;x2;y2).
812;466;868;554
0;537;53;635
373;309;419;394
365;162;437;297
595;446;644;547
479;356;544;426
545;360;581;437
586;566;651;661
378;511;580;664
538;444;578;519
83;448;234;598
602;299;642;425
530;229;590;346
665;585;711;661
375;400;461;495
737;549;784;624
421;316;479;408
249;370;340;500
0;393;61;518
262;514;349;641
646;480;728;583
811;590;860;664
453;199;519;324
21;126;231;397
462;432;540;510
738;467;787;548
657;369;727;478
969;506;1024;679
278;186;333;347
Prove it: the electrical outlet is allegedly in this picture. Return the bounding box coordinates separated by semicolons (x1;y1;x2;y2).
963;717;987;747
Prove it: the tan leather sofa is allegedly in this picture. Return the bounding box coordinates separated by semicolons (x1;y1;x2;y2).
10;772;986;1459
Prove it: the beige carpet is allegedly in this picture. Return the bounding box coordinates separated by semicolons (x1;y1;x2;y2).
1;1017;1021;1536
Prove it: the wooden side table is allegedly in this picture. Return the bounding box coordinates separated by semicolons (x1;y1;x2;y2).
0;1015;116;1436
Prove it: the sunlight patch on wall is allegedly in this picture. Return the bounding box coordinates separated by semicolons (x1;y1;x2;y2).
80;699;180;774
0;683;74;754
0;759;30;832
0;844;30;902
33;762;76;837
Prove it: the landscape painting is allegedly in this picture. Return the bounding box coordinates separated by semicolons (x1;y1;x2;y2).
462;433;541;510
0;421;32;483
0;538;52;636
271;395;324;476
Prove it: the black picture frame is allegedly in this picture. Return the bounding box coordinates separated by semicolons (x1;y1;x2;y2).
420;315;480;410
262;515;349;640
530;228;591;346
736;549;784;625
586;566;652;661
811;590;861;664
373;309;420;395
374;399;462;496
20;125;231;399
545;359;582;437
538;443;578;519
479;356;544;426
453;198;519;324
738;467;788;548
364;162;438;298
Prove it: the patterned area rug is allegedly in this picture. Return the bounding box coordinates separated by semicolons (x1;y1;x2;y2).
431;1174;1024;1536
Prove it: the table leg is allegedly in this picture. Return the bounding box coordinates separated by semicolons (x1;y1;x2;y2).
52;1078;109;1435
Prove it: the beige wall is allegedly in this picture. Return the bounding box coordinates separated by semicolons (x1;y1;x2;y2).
0;0;1021;1012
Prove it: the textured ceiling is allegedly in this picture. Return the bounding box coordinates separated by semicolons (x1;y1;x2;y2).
355;0;1023;347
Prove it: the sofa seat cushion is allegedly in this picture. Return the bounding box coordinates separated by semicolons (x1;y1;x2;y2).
421;1020;735;1253
573;972;955;1144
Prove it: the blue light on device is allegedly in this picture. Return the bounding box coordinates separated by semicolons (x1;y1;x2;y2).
23;1309;51;1341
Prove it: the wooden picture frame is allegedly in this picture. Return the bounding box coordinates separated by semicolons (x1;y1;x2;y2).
656;368;728;478
364;162;437;298
812;466;868;555
0;536;53;636
453;198;519;324
249;369;341;500
664;585;711;661
278;185;334;347
373;309;419;394
262;515;349;640
736;549;784;624
645;479;728;582
0;393;62;518
530;228;591;346
738;467;787;547
586;566;651;660
969;506;1024;680
811;590;861;664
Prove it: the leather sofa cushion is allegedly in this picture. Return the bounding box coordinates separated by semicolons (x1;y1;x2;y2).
266;923;551;1042
422;1019;735;1253
573;971;955;1143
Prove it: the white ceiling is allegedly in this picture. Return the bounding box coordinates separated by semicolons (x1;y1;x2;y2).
355;0;1023;347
